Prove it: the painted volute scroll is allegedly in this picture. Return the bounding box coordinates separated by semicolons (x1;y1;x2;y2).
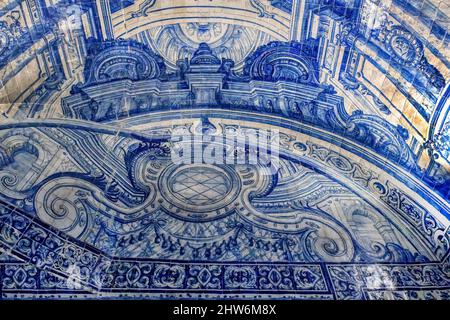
0;0;449;300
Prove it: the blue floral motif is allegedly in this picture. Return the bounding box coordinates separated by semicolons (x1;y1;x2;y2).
0;0;449;300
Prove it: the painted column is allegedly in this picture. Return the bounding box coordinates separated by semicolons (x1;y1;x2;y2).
289;0;307;41
96;0;114;40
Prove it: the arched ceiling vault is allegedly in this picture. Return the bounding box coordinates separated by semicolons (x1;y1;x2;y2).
105;0;291;40
0;0;449;300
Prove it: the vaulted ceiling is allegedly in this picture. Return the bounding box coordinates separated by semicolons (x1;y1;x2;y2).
0;0;449;300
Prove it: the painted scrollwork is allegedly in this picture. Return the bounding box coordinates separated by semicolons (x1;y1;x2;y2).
77;40;166;89
244;41;320;85
384;26;424;67
130;0;157;18
0;122;442;265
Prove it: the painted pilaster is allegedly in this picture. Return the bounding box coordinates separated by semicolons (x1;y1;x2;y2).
96;0;114;40
289;0;307;41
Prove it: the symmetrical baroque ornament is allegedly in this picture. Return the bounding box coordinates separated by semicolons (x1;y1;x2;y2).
377;24;445;91
139;22;274;71
0;0;449;301
0;119;448;298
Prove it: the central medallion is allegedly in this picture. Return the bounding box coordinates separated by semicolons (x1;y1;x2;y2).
170;166;231;206
159;164;241;221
